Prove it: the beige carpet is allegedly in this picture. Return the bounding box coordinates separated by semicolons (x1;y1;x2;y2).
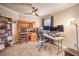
0;41;65;56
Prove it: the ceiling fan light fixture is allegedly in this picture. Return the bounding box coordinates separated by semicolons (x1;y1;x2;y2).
32;12;35;15
24;6;39;17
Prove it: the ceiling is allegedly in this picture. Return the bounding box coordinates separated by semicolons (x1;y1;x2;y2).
0;3;77;17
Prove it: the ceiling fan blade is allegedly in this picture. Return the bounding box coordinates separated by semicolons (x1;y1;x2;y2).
35;9;38;11
24;6;39;17
32;7;35;9
35;14;39;17
24;13;32;14
32;7;38;11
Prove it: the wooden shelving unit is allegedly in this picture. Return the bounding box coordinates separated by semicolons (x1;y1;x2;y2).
0;16;12;48
17;20;37;43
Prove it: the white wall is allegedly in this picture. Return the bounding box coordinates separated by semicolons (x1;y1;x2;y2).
53;4;79;50
0;5;19;20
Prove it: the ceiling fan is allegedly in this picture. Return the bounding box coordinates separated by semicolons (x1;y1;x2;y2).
24;7;39;17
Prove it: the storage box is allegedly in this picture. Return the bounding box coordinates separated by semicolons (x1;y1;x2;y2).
0;44;5;50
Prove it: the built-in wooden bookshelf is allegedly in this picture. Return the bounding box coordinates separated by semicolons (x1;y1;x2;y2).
0;16;12;48
17;20;37;43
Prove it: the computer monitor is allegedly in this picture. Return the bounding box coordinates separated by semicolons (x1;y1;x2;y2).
57;25;64;32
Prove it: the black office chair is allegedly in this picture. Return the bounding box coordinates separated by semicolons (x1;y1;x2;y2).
36;30;48;51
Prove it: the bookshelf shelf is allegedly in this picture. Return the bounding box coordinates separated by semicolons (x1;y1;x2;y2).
0;16;12;49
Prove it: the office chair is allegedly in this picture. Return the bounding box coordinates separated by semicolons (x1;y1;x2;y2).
36;30;48;51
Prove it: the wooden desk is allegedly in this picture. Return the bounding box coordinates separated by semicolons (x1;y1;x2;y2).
18;32;31;43
43;34;64;55
18;32;38;42
19;32;31;35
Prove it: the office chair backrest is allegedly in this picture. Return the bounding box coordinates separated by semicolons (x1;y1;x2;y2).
37;30;44;40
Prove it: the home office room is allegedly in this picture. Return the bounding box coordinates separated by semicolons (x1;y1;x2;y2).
0;1;79;56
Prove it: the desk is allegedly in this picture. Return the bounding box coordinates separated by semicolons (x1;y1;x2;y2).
18;32;31;43
18;32;37;42
43;34;64;55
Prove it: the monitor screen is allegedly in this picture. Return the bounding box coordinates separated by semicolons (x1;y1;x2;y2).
43;26;50;30
21;28;29;32
44;16;52;27
57;25;64;32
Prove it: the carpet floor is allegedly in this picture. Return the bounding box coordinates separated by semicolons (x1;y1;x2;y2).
0;41;65;56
